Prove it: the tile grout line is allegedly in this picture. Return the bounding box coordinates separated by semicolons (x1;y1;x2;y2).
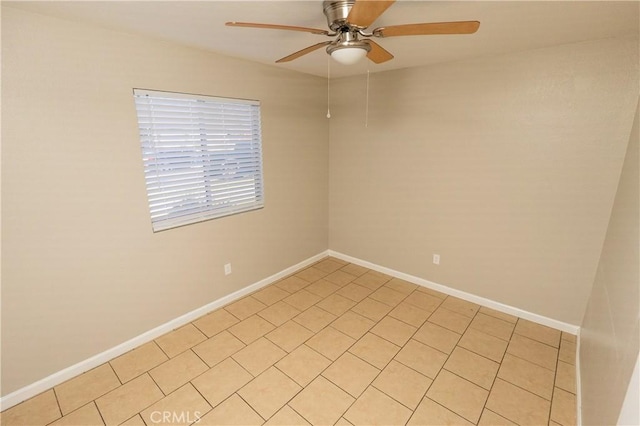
10;258;576;426
49;387;63;424
0;260;356;424
228;260;355;424
93;401;107;426
323;283;452;422
489;315;563;425
221;263;353;423
240;261;566;424
506;351;559;373
186;357;256;421
513;330;564;350
234;392;267;423
548;333;565;426
306;272;536;420
273;271;402;423
483;316;524;425
285;402;316;425
312;282;491;423
420;299;488;424
182;381;214;422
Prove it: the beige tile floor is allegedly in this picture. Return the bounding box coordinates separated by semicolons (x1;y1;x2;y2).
1;257;578;426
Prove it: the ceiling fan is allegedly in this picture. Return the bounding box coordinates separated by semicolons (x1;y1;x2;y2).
226;0;480;65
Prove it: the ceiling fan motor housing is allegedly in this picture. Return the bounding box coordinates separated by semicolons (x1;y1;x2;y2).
323;0;358;30
326;30;371;55
227;0;479;65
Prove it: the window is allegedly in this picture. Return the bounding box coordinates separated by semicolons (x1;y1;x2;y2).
133;89;264;232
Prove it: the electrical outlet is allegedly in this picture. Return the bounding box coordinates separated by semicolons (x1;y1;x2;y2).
224;263;232;275
433;254;440;265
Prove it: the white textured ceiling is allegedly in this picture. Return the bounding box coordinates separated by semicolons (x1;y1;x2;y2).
6;1;639;78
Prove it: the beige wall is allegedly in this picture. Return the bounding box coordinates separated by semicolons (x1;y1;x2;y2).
579;99;639;425
3;2;639;403
1;6;328;396
329;36;639;325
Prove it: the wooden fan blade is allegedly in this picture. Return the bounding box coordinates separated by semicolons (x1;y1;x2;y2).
226;22;329;36
276;41;332;63
374;21;480;37
346;0;396;28
366;40;394;64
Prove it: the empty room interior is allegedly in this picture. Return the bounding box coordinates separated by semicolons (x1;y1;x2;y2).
1;1;639;425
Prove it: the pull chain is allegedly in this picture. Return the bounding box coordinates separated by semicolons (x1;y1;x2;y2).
365;66;370;128
327;56;331;119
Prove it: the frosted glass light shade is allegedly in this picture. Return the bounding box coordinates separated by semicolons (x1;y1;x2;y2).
331;47;368;65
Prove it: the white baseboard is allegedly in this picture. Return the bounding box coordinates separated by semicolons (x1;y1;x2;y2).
0;250;329;411
2;249;580;411
328;250;581;335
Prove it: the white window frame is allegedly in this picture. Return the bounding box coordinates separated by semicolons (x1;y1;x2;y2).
133;89;264;232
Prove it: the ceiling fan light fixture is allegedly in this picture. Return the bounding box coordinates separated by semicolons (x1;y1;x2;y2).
229;0;481;66
331;47;368;65
327;42;370;65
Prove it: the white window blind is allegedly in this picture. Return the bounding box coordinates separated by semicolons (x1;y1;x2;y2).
133;89;264;232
